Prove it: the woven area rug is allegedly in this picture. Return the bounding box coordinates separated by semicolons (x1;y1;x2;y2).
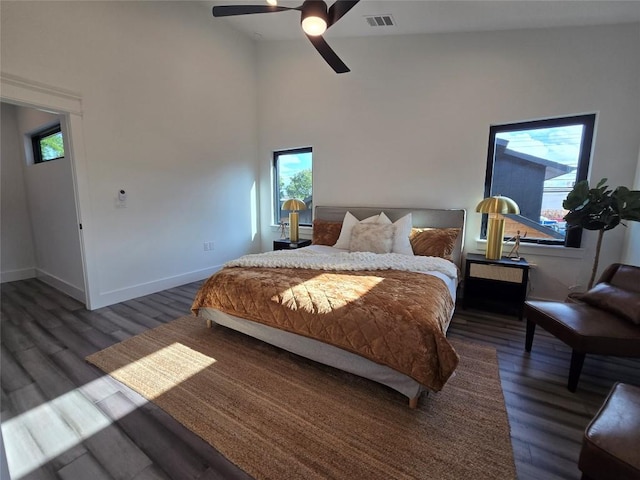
87;315;516;480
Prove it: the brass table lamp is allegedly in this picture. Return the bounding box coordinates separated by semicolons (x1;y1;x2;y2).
282;199;307;242
476;195;520;260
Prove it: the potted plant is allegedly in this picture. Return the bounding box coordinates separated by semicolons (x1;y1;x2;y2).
563;178;640;290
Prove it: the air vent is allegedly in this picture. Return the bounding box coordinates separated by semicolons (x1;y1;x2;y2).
364;14;395;28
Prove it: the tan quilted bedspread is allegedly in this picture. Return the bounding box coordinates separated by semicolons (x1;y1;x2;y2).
191;267;459;391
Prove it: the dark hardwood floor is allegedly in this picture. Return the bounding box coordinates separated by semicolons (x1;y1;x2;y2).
1;278;639;480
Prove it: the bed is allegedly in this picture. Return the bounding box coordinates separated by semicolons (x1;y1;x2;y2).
191;206;466;408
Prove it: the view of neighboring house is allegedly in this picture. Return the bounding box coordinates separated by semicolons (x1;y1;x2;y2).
493;137;575;240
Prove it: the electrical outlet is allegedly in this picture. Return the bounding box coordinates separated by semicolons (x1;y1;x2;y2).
203;242;209;251
208;241;214;251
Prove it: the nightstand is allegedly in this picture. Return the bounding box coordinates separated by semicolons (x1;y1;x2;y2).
463;253;530;320
273;238;312;251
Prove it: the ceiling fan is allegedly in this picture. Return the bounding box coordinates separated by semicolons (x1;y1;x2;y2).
212;0;360;73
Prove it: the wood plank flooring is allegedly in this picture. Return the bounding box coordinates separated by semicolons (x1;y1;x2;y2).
2;278;639;480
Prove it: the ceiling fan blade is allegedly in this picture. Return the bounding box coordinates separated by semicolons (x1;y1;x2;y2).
212;5;297;17
327;0;360;27
306;34;350;73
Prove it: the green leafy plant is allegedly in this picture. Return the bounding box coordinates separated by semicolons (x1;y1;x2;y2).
563;178;640;289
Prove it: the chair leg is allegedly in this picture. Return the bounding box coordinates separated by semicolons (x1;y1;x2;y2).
568;350;586;392
525;319;536;352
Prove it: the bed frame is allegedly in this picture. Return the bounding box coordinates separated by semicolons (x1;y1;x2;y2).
200;206;466;408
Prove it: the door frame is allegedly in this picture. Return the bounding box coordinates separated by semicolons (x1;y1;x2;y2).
1;72;97;309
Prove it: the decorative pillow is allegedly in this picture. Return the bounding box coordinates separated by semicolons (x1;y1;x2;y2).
580;282;640;325
377;212;392;225
349;223;394;254
409;227;461;260
333;212;380;249
379;212;414;256
312;219;343;246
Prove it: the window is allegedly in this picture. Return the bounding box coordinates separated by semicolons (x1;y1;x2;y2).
483;114;596;247
31;124;65;163
273;147;313;226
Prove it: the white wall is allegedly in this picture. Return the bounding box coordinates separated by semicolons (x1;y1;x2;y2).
257;23;640;300
1;1;259;308
1;103;36;282
622;145;640;265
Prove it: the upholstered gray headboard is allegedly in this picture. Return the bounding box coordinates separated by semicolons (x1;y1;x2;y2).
314;206;466;267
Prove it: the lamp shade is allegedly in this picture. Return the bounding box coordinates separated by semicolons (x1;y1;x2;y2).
282;199;307;211
475;196;520;215
301;0;327;36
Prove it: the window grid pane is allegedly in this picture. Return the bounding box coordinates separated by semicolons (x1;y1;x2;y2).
273;147;312;226
484;114;595;247
32;125;64;164
39;131;64;161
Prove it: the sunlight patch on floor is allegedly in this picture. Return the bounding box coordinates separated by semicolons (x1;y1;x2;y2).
2;343;216;479
108;342;217;400
2;377;120;479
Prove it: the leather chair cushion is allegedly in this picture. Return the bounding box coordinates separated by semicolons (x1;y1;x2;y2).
578;382;640;480
524;301;640;355
581;282;640;325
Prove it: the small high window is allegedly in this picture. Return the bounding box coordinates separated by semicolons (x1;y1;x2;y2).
273;147;313;226
32;124;64;163
482;114;596;247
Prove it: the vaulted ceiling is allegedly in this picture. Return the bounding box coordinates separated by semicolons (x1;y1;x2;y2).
208;0;640;41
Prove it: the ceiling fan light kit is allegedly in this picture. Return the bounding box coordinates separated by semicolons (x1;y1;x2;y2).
301;1;328;36
212;0;360;73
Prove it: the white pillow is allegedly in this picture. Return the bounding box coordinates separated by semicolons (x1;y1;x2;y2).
333;212;380;249
376;212;393;225
379;212;414;256
349;223;394;254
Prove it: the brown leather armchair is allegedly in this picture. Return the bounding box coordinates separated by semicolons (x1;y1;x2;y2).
524;263;640;392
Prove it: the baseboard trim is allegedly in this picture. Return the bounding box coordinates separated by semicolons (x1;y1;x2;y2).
36;269;85;304
91;265;222;310
1;268;37;283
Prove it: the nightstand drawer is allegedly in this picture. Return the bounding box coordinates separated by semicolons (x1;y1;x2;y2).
469;263;524;283
463;253;530;319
